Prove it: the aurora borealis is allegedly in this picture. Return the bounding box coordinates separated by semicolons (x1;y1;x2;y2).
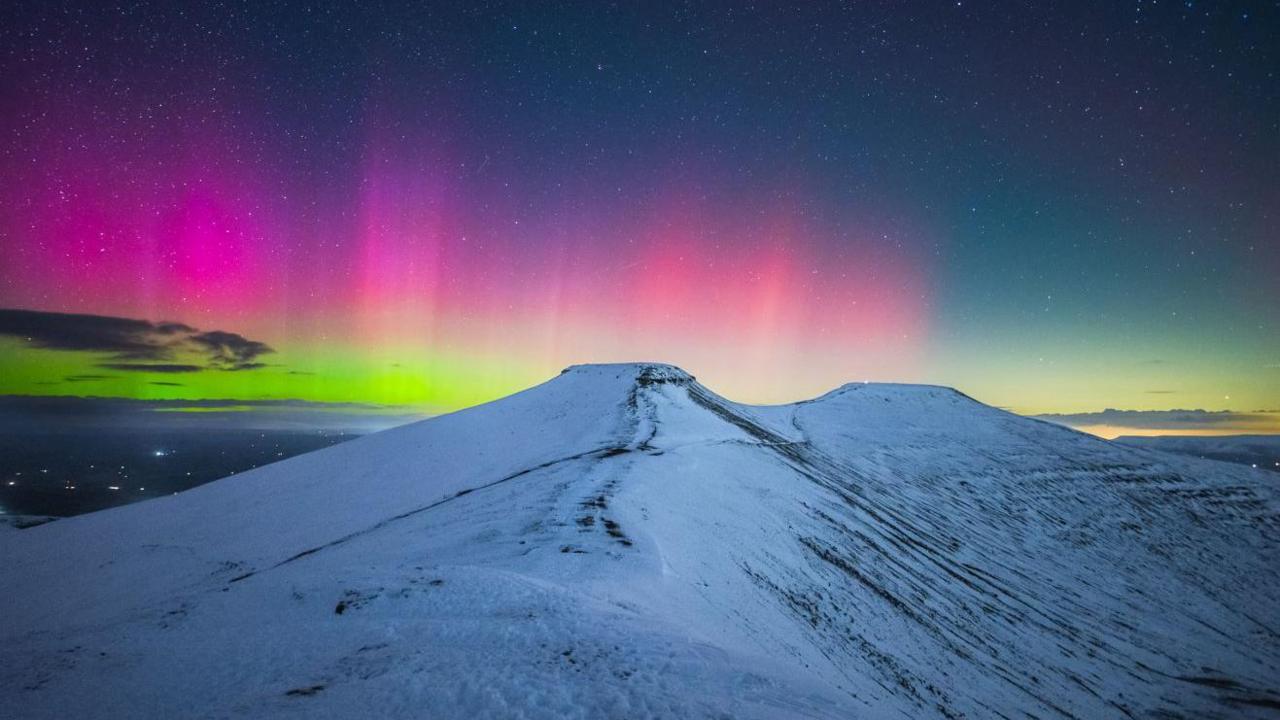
1;2;1277;434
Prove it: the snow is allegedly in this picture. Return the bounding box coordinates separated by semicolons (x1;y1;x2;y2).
0;514;57;532
3;363;1278;718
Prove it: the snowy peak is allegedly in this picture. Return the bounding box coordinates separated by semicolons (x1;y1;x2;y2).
816;380;972;402
558;362;696;386
3;364;1278;719
801;381;991;419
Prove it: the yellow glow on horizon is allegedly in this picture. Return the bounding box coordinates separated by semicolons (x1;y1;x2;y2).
1070;424;1280;440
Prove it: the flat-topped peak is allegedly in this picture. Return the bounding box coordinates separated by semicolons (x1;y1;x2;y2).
559;362;696;385
828;381;969;398
798;379;967;399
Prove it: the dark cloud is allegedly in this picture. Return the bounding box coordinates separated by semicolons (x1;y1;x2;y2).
287;370;316;376
98;363;203;373
0;308;191;356
148;381;185;387
0;308;273;373
189;330;273;371
63;374;118;382
1035;409;1280;432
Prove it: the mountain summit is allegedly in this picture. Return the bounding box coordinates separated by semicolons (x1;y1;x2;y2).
3;363;1278;718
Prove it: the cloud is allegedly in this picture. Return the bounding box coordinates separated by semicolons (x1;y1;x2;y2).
1035;408;1280;433
63;374;118;382
188;330;273;371
0;308;274;373
0;308;192;355
98;363;203;373
148;381;185;387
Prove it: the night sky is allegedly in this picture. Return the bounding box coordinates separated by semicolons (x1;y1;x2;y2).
1;1;1276;435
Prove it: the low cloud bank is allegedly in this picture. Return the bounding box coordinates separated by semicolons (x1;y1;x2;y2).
1036;408;1280;437
0;308;273;372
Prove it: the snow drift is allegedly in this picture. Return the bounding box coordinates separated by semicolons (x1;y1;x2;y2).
2;363;1277;718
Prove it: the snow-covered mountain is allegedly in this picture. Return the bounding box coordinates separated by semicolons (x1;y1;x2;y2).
3;363;1277;718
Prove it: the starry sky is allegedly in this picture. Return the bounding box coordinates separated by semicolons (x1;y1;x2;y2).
1;1;1276;435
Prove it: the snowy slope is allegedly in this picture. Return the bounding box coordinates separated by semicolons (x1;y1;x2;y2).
2;364;1277;719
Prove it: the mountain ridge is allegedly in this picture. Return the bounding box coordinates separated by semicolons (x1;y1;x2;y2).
3;363;1277;718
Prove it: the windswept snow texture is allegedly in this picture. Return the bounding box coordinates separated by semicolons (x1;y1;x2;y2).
3;364;1278;719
